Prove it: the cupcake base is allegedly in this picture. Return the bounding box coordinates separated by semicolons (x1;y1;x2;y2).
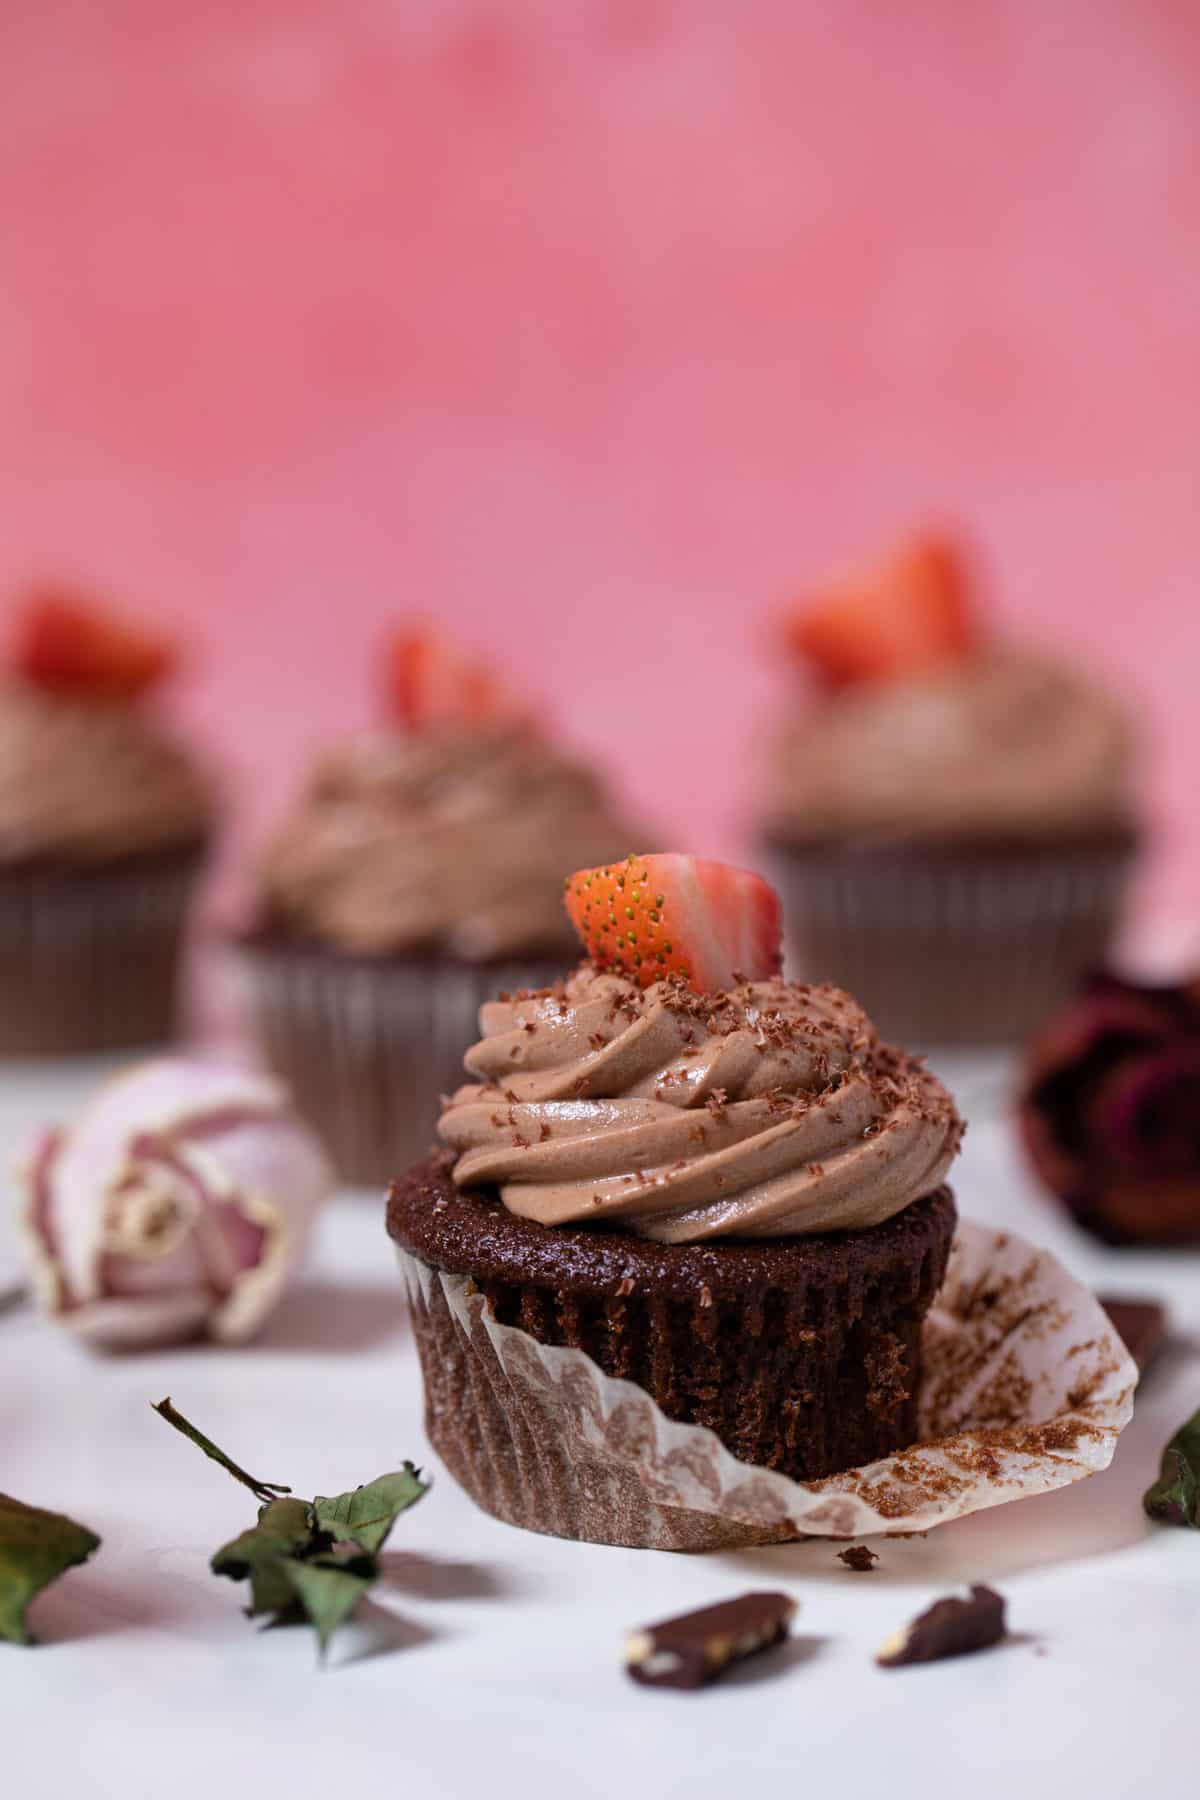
0;843;206;1057
239;938;570;1188
388;1157;956;1548
765;830;1138;1047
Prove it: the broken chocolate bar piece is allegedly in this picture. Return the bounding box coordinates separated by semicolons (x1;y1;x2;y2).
837;1545;878;1572
624;1590;796;1689
876;1584;1006;1668
1099;1296;1167;1375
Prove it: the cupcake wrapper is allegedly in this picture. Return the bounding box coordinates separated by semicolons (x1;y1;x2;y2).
0;855;202;1056
239;948;568;1188
769;840;1136;1046
396;1221;1135;1551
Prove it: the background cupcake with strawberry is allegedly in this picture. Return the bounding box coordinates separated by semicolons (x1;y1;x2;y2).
239;628;641;1186
0;586;214;1055
760;530;1141;1046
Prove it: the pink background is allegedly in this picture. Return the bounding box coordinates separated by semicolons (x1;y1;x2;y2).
2;2;1198;928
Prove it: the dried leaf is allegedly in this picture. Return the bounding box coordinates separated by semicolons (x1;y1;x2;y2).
213;1498;320;1617
0;1494;100;1646
1144;1406;1200;1527
279;1548;375;1658
312;1467;428;1555
153;1398;428;1656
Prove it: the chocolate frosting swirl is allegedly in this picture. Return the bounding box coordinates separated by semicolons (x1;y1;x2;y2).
259;728;635;958
0;681;212;864
766;651;1134;841
438;965;962;1242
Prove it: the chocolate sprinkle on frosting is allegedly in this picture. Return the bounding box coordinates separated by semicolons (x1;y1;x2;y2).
439;965;962;1242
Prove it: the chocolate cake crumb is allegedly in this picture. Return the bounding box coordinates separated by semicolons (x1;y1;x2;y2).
837;1545;878;1572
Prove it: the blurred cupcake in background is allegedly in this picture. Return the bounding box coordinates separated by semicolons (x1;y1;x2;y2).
239;628;641;1186
0;587;214;1055
760;531;1140;1047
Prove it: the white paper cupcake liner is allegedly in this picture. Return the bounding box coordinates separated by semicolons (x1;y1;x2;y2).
397;1219;1136;1548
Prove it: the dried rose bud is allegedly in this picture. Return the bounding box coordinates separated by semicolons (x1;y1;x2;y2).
19;1059;334;1348
1019;971;1200;1245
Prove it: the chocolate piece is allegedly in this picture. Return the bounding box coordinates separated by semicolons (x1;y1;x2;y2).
876;1585;1006;1668
1099;1296;1168;1375
624;1591;796;1689
837;1544;878;1571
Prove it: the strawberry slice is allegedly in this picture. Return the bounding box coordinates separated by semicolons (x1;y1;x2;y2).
14;589;176;702
384;628;531;732
564;854;783;993
783;532;976;688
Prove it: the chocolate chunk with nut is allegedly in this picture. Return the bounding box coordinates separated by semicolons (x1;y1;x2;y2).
876;1585;1007;1668
624;1591;797;1689
1099;1296;1167;1375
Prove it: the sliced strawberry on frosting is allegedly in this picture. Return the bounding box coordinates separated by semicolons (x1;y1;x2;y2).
14;588;176;702
783;532;975;688
564;853;783;993
385;628;530;732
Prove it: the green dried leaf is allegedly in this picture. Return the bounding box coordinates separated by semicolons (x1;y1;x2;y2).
0;1494;100;1646
213;1497;320;1616
278;1547;376;1659
153;1397;428;1655
1144;1406;1200;1527
312;1466;428;1555
152;1398;291;1503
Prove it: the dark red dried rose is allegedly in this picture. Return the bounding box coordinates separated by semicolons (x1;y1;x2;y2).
1020;971;1200;1246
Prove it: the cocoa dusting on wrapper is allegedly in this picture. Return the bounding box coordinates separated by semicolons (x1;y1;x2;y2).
393;1217;1134;1550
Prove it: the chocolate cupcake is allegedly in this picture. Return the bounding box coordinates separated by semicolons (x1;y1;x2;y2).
0;590;213;1055
388;854;962;1549
761;533;1139;1046
240;640;639;1185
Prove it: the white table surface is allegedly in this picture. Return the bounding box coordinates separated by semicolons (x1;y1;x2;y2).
4;1050;1199;1800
